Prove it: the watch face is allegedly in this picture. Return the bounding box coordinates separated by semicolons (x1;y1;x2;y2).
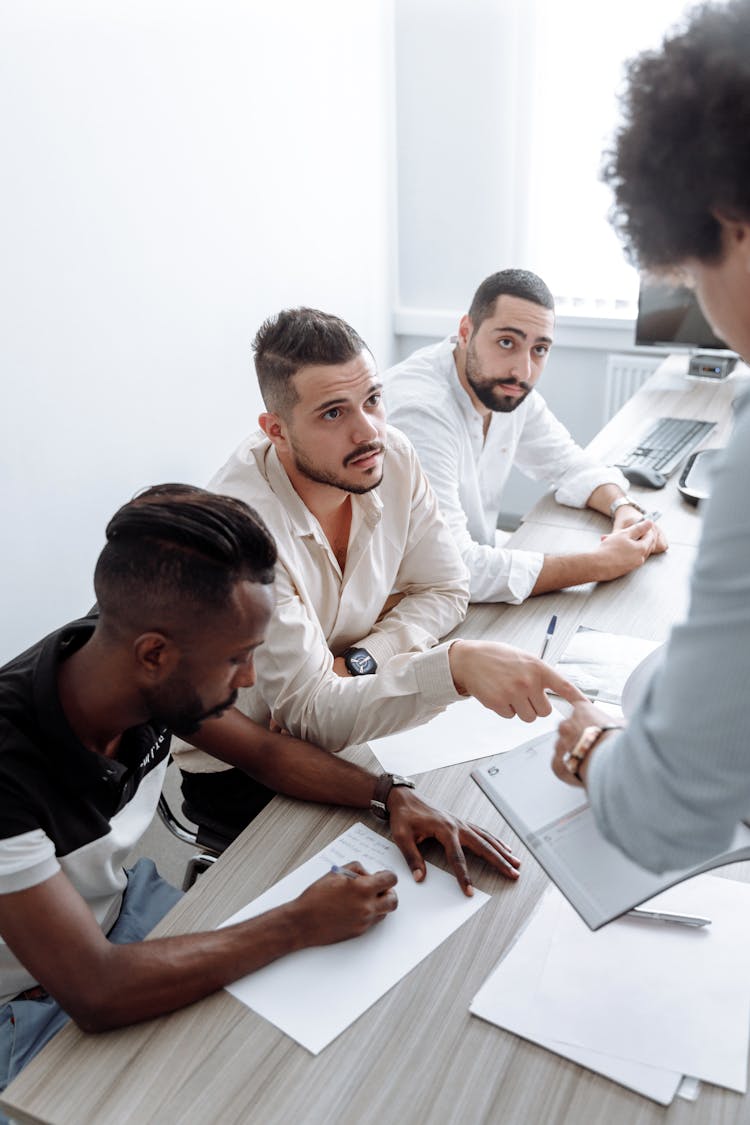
345;648;377;675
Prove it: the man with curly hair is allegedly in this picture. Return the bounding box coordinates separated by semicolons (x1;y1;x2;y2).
553;0;750;872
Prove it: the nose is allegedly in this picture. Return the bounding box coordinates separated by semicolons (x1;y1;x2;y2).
510;351;532;382
351;408;380;445
233;657;256;691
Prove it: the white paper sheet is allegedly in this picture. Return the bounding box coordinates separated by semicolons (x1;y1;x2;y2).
554;626;662;705
219;822;489;1054
369;696;561;776
470;889;683;1105
536;875;750;1092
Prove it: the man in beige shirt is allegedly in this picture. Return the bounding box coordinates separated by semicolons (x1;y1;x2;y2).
175;307;581;831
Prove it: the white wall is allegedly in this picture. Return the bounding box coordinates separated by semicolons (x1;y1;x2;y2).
0;1;395;662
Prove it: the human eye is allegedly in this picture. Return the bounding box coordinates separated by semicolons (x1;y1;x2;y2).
366;392;382;408
497;337;514;349
322;407;341;421
533;344;550;357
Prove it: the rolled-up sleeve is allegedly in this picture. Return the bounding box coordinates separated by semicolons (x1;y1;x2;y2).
514;395;630;508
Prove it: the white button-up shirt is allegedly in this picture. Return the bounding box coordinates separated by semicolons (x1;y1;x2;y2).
384;337;629;604
174;425;468;770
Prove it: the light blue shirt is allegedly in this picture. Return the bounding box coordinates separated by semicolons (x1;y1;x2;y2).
588;386;750;872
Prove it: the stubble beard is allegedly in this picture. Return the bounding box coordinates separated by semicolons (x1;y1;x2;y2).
291;443;385;495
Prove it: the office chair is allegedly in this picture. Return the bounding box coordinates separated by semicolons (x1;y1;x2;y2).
156;790;235;891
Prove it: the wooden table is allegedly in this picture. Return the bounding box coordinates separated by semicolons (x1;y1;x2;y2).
3;359;748;1124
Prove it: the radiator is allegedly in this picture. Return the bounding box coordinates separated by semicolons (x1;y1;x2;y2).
603;354;660;423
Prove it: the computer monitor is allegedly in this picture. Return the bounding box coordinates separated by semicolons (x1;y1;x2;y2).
635;279;728;351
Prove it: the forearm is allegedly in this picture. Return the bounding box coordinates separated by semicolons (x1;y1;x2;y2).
359;583;468;667
530;550;601;594
586;482;627;518
189;709;378;807
254;643;457;750
76;903;305;1031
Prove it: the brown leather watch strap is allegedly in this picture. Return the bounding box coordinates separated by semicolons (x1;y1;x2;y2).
563;724;621;781
370;773;416;820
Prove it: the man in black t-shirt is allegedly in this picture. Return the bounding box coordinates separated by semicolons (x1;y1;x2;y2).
0;484;520;1097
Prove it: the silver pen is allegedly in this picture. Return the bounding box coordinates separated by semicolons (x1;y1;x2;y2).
627;907;711;928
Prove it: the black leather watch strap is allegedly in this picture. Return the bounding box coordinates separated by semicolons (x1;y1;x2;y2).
370;773;416;820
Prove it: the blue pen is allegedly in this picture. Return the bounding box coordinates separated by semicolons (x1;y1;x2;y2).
539;614;557;661
330;864;359;880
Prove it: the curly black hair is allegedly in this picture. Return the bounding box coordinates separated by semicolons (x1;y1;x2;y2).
603;0;750;270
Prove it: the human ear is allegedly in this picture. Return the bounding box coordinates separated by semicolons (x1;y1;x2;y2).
712;210;750;268
259;412;287;448
133;633;178;682
457;314;473;348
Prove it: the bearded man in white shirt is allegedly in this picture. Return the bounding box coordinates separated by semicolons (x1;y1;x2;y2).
384;270;667;605
175;306;582;833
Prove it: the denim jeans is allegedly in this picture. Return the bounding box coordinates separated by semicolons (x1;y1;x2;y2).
0;859;182;1123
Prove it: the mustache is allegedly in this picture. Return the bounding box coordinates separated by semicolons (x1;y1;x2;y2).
495;378;531;392
343;441;385;467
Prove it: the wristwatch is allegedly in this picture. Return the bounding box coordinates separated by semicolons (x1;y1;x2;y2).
370;772;416;819
343;647;378;676
609;495;646;519
563;724;621;781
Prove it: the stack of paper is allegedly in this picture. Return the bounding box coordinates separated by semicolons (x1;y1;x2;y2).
471;875;750;1105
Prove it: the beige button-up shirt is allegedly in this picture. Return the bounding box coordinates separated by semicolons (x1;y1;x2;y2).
175;425;469;769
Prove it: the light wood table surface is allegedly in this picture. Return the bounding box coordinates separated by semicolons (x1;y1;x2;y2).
2;358;748;1125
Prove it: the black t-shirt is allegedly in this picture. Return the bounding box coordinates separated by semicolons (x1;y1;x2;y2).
0;617;170;1001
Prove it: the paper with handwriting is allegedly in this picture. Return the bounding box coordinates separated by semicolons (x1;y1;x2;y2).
220;822;489;1053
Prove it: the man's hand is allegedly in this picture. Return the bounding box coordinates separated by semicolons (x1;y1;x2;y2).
593;521;661;580
552;700;623;786
291;863;398;943
449;639;586;720
387;787;520;896
332;656;351;678
612;506;669;553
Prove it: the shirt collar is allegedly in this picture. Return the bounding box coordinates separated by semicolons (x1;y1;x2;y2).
32;618;168;789
445;336;486;432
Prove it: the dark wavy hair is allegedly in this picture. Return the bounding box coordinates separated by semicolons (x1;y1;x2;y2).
603;0;750;270
253;307;370;416
468;269;554;329
94;483;276;635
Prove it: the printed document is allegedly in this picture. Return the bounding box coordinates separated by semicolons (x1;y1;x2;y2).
554;625;661;705
473;731;750;928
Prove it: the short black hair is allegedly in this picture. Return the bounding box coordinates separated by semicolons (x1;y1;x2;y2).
468;269;555;329
94;484;276;636
253;307;370;416
603;0;750;270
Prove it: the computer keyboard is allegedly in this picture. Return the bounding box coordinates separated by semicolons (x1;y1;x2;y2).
617;416;716;476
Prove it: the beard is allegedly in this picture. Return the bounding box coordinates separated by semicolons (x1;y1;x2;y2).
465;342;531;413
291;441;385;494
146;678;238;738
